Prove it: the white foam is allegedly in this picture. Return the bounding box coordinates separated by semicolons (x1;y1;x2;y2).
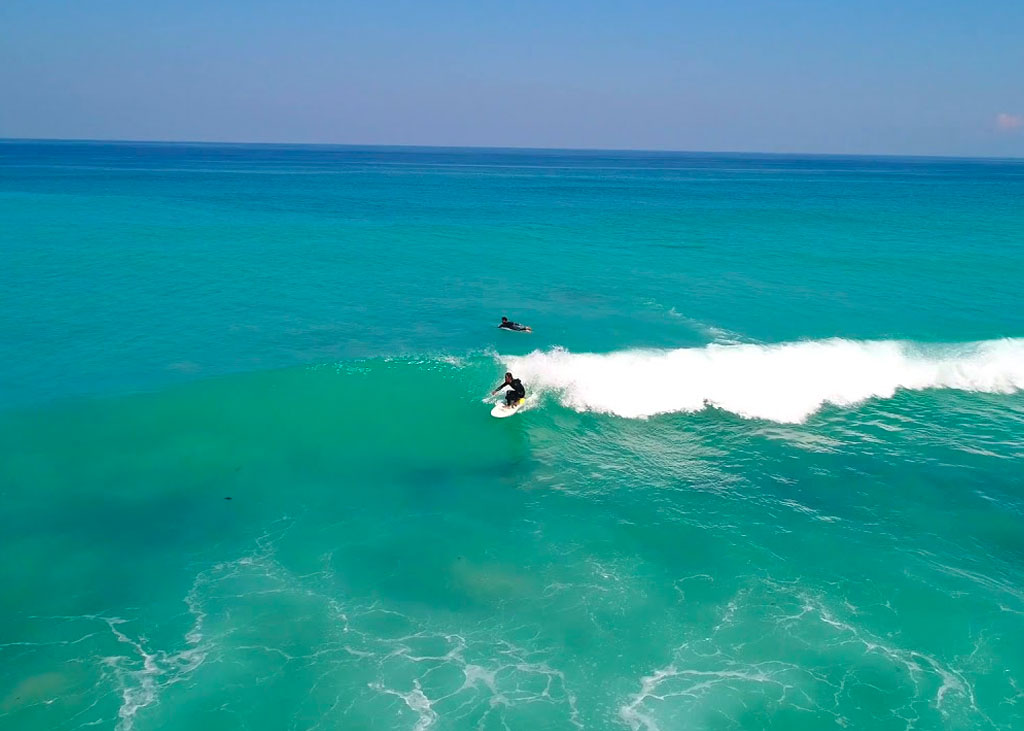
618;666;677;731
370;680;438;731
502;338;1024;423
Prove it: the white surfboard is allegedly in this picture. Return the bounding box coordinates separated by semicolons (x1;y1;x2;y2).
491;398;525;418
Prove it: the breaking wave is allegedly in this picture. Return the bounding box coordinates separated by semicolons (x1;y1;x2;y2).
501;338;1024;423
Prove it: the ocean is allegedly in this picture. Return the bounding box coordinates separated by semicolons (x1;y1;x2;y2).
1;141;1023;730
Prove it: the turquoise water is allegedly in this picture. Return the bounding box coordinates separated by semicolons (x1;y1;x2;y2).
2;141;1024;730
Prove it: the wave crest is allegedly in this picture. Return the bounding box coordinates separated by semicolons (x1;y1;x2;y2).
502;338;1024;423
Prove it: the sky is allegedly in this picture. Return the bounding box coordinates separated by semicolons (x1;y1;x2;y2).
1;0;1022;157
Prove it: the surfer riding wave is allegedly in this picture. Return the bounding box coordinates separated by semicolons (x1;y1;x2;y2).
492;371;526;407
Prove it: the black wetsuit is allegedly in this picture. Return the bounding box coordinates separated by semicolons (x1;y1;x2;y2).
499;321;529;332
504;378;526;405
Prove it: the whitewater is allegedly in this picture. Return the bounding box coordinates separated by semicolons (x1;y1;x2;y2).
503;337;1024;422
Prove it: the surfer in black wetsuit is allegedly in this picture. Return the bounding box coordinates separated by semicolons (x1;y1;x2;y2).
492;372;526;407
498;316;531;332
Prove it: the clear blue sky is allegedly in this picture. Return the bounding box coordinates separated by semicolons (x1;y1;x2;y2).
2;0;1022;156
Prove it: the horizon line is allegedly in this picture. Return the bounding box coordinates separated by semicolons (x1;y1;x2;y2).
2;136;1022;163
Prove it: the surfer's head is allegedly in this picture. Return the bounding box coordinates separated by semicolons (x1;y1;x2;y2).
501;317;509;323
505;371;513;382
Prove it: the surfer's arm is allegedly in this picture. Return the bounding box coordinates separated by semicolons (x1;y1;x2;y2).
491;383;509;395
